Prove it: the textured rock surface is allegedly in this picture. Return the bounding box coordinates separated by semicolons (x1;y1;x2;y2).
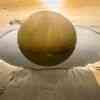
18;10;76;66
0;59;100;100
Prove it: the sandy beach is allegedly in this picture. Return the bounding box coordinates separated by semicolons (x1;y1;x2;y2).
0;1;100;100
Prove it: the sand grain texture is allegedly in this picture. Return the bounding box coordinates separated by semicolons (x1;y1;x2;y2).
0;60;100;100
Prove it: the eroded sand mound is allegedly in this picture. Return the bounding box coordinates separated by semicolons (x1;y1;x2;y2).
0;59;100;100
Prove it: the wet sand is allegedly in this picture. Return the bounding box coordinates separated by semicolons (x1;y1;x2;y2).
0;6;100;100
0;6;100;68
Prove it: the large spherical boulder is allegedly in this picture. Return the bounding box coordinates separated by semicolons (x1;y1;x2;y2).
18;10;76;66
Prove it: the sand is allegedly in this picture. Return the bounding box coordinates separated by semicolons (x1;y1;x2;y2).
0;59;100;100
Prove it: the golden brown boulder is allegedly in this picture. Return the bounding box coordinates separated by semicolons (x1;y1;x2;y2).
18;10;76;66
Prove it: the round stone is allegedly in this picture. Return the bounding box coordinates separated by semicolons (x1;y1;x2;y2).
17;10;76;66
